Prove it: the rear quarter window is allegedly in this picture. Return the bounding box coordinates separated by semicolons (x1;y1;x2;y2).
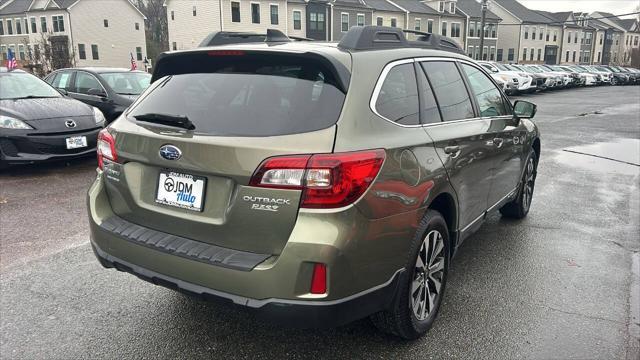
128;55;346;137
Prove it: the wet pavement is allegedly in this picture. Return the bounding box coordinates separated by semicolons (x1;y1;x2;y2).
1;85;639;359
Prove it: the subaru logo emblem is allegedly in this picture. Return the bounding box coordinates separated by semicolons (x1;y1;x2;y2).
159;145;182;161
65;120;77;128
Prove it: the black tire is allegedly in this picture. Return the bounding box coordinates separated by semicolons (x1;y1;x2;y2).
611;77;618;86
371;210;450;340
500;148;538;219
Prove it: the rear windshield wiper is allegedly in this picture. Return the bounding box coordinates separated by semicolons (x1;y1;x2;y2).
133;113;195;130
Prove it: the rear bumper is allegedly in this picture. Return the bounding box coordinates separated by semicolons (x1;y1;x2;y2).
92;241;403;328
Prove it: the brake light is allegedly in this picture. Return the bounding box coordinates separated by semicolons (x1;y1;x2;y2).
249;150;385;209
310;263;327;294
207;50;245;56
97;128;117;170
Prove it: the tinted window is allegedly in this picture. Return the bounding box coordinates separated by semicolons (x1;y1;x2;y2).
416;66;442;124
461;64;508;117
75;72;102;94
50;71;73;90
421;62;474;121
101;72;151;95
375;63;419;125
128;56;345;137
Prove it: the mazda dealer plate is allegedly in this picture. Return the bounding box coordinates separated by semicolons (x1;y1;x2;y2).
155;171;206;211
65;136;87;149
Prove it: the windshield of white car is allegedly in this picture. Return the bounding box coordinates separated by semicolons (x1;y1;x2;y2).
494;63;511;71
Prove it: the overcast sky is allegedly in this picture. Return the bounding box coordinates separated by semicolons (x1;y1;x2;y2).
516;0;640;18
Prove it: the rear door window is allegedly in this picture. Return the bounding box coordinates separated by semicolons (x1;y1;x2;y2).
129;55;346;137
375;63;420;126
460;63;509;117
50;71;73;91
75;72;103;94
420;61;475;121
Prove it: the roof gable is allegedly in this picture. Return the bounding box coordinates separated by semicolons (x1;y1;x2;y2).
493;0;552;24
456;0;501;20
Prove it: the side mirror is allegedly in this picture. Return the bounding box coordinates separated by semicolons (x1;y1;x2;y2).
513;100;537;119
87;88;107;97
57;88;68;96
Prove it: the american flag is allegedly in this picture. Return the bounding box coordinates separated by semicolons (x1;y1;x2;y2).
6;48;17;70
130;52;137;71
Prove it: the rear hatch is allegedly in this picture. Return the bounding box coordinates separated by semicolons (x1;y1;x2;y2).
101;50;349;255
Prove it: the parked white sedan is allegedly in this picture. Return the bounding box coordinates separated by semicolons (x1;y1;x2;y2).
477;61;535;95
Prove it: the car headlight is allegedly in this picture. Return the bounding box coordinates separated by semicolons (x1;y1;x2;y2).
0;115;33;129
92;107;106;124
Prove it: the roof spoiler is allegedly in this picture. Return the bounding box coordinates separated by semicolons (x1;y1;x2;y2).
198;29;312;47
337;26;465;54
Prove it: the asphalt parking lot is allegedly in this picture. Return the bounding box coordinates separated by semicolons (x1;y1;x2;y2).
1;85;639;359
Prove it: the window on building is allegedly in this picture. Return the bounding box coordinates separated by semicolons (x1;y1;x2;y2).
468;46;474;58
0;20;3;36
451;23;460;37
532;27;536;40
231;2;240;22
574;32;578;43
523;48;527;61
599;34;603;45
461;63;508;117
483;23;489;38
586;32;592;45
270;5;278;25
497;48;503;61
626;35;629;45
565;51;569;62
441;21;447;36
40;16;47;32
449;2;455;13
0;46;6;61
376;17;383;26
597;52;601;62
293;11;302;30
508;48;514;61
30;17;36;33
15;18;22;34
52;15;64;32
390;18;396;28
251;3;260;24
439;1;445;12
135;22;139;30
635;36;639;46
375;63;419;125
7;19;12;35
469;21;475;37
171;11;174;20
546;30;549;41
490;47;495;60
553;30;557;42
309;12;318;30
18;44;25;60
415;18;421;31
91;44;99;60
23;18;28;34
491;24;496;38
78;43;86;60
341;13;349;32
104;19;109;27
567;31;571;43
427;19;433;33
172;42;177;50
421;61;474;121
524;26;528;39
572;51;576;62
537;48;542;61
317;13;325;30
529;48;534;61
193;6;197;16
135;46;143;61
539;29;543;40
475;46;479;59
357;14;364;27
483;46;488;60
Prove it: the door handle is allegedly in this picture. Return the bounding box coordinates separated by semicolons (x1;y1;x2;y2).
493;138;504;148
444;146;461;156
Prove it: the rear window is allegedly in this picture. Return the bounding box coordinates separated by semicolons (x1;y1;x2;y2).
128;55;346;136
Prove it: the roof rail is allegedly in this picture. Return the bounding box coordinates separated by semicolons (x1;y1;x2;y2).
199;29;308;47
337;26;465;54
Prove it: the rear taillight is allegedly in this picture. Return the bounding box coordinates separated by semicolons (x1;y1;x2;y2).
310;263;327;294
97;128;117;170
249;149;385;209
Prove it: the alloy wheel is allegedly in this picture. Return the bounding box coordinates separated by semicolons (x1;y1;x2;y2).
522;157;536;211
411;230;445;321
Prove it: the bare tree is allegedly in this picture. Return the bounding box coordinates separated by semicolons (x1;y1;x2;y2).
135;0;169;62
21;32;76;77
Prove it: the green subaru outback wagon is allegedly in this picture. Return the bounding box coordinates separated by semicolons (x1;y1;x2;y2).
88;26;540;339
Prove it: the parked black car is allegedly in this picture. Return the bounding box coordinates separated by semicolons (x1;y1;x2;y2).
44;68;151;122
0;68;105;169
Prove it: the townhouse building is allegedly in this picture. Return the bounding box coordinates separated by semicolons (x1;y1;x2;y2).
366;0;405;30
455;0;501;61
618;18;640;65
490;0;562;65
591;11;633;65
537;11;588;65
333;0;373;41
0;0;147;71
388;0;439;40
421;0;466;48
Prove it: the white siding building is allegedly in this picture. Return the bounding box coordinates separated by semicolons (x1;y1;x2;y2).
0;0;147;70
166;0;306;51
